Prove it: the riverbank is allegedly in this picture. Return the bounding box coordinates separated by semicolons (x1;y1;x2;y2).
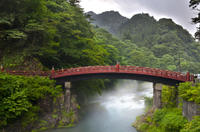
133;107;188;132
133;82;200;132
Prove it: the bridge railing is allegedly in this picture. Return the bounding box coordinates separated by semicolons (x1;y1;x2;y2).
51;65;191;82
1;65;193;82
119;66;187;81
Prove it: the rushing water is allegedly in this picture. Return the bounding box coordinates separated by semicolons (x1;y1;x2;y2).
46;80;153;132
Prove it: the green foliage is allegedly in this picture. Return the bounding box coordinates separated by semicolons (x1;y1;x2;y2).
0;73;62;128
160;112;187;132
0;1;199;130
134;108;187;132
89;11;128;35
69;0;80;6
178;82;200;104
72;79;106;103
162;85;177;107
135;82;200;132
0;0;118;114
58;110;76;128
90;12;200;73
152;108;187;132
0;0;114;69
21;106;40;128
181;116;200;132
153;108;168;123
144;96;153;110
137;123;149;131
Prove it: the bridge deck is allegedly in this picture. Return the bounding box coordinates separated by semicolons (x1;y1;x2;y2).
1;65;194;84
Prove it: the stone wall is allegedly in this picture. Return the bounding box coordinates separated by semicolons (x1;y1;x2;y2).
182;100;200;121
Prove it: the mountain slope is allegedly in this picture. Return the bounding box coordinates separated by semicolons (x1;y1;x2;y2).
89;11;200;73
87;11;128;34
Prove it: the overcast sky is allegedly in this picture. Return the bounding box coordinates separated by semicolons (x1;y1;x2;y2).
80;0;197;36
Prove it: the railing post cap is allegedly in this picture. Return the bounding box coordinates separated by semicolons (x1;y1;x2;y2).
51;66;55;73
0;65;4;72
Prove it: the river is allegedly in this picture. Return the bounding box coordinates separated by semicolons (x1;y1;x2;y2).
46;80;153;132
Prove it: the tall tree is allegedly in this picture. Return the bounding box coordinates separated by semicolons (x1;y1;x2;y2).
69;0;80;6
190;0;200;40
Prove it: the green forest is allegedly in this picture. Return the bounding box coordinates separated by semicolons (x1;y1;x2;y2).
0;0;116;69
1;0;200;73
0;0;200;131
89;11;200;73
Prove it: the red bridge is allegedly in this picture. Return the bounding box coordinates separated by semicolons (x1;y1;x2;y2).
2;65;194;85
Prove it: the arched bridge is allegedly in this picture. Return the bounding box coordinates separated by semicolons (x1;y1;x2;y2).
2;65;194;85
51;65;194;85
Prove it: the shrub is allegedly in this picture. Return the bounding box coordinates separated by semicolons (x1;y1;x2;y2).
162;85;177;108
153;108;187;132
153;108;167;123
144;96;153;110
181;116;200;132
160;112;187;132
0;73;62;128
178;82;200;104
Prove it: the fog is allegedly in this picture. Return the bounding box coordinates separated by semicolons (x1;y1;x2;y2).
47;80;153;132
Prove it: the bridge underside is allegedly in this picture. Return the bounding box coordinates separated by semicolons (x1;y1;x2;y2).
54;73;183;86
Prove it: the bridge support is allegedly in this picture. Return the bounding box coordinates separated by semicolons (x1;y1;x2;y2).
64;82;71;112
153;83;163;109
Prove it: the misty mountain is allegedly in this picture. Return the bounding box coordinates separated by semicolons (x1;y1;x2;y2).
88;11;194;54
88;11;200;73
87;11;128;34
88;11;192;43
118;13;193;47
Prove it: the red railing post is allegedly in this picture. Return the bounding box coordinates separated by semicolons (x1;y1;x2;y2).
51;66;55;77
0;65;4;72
191;74;194;82
186;72;190;81
116;63;120;72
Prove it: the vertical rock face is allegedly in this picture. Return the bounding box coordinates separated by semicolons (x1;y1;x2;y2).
182;100;200;121
153;83;162;109
33;82;79;131
34;92;79;131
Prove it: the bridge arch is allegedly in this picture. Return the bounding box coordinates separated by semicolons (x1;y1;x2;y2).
2;65;194;85
51;65;194;86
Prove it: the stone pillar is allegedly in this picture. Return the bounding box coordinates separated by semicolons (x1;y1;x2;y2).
153;83;162;109
182;100;200;121
64;82;71;112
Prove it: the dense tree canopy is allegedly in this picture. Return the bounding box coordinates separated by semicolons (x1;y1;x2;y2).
0;0;116;70
0;73;62;127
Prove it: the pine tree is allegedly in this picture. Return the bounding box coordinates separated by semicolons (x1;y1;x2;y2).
69;0;80;6
190;0;200;40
